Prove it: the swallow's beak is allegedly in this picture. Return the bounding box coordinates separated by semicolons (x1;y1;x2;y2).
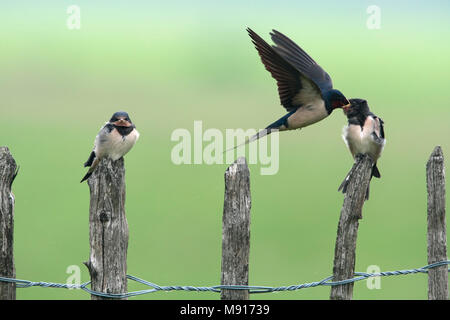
114;118;131;127
342;103;351;114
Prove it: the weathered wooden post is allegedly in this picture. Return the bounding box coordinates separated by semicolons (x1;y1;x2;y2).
426;146;448;300
0;147;18;300
84;157;128;300
221;157;251;300
330;154;374;300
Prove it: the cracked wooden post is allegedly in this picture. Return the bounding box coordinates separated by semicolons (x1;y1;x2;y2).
330;154;374;300
0;147;18;300
221;157;251;300
426;146;448;300
84;157;128;300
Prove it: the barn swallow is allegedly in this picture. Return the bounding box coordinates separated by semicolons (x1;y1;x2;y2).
339;99;385;199
235;28;349;147
80;111;140;183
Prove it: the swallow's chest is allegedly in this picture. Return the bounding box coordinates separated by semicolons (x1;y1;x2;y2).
287;99;328;129
343;117;382;159
105;129;139;160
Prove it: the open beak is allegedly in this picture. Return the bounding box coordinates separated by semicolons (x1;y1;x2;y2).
342;103;351;113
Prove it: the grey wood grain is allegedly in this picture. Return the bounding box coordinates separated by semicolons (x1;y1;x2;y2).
330;154;374;300
84;157;128;300
221;157;251;300
426;146;448;300
0;146;18;300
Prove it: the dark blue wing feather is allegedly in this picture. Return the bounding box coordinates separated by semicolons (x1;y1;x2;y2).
248;28;335;111
270;29;333;93
247;28;303;112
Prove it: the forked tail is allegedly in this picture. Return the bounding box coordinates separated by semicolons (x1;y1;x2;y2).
80;157;100;183
338;162;381;201
224;127;276;153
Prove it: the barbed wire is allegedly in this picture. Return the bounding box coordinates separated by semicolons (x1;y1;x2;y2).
0;260;449;299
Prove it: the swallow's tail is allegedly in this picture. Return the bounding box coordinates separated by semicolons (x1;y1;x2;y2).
84;151;96;167
80;157;100;183
372;163;381;178
365;164;381;200
338;164;355;195
224;112;292;153
338;162;381;201
224;127;276;153
80;171;93;183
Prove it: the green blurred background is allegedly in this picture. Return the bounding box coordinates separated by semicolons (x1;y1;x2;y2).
1;0;449;299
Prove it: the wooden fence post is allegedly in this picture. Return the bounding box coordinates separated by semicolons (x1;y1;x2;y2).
221;157;251;300
330;154;374;300
426;146;448;300
84;157;129;300
0;147;18;300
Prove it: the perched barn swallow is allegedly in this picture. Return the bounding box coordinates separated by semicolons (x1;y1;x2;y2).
339;99;385;199
80;111;140;183
240;28;349;145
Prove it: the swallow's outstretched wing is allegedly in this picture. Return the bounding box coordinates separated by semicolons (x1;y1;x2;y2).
247;28;331;113
270;29;333;94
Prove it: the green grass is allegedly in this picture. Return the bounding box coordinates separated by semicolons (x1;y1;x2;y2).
1;1;449;299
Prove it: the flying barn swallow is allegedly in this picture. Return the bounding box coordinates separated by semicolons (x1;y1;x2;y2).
238;28;349;146
80;111;140;183
339;99;385;199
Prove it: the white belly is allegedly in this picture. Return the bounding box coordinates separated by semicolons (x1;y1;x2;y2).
287;99;328;129
343;122;384;161
96;129;140;161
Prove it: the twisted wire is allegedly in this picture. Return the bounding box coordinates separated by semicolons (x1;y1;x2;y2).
0;260;448;299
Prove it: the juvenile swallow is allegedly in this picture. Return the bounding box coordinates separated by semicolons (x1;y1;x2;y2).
339;99;385;199
80;111;140;183
240;28;349;146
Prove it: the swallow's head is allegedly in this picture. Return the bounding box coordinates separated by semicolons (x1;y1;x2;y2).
110;111;133;127
326;89;350;110
343;98;369;117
